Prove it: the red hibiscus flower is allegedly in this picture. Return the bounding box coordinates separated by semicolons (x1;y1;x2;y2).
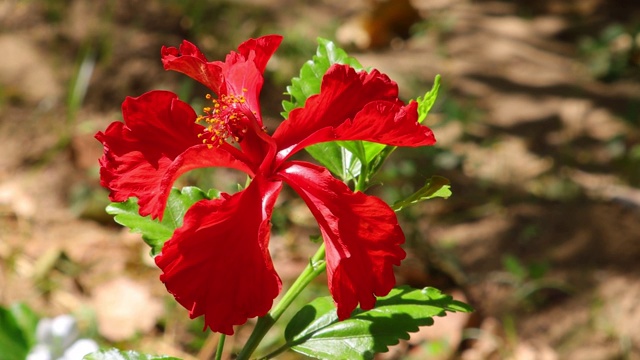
96;35;436;335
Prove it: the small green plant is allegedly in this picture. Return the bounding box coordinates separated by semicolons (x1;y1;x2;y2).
500;254;571;310
579;23;640;81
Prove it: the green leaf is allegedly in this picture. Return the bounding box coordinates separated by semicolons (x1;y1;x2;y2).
305;142;362;182
282;38;363;119
417;75;441;124
0;305;31;360
106;186;211;256
83;349;180;360
284;286;473;360
392;176;452;212
502;255;528;281
9;303;39;349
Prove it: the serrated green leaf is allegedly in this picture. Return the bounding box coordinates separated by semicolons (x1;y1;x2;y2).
392;176;452;212
83;349;180;360
282;38;363;119
417;75;441;124
284;286;472;360
0;305;30;360
106;186;211;256
163;186;209;229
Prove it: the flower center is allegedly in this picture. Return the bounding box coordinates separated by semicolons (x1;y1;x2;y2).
197;92;252;148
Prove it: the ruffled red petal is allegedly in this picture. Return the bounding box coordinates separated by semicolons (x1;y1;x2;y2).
277;161;406;319
219;35;281;126
154;176;283;335
161;40;225;94
231;34;283;74
273;64;401;158
333;100;435;145
221;54;266;127
160;35;282;99
95;90;254;219
162;36;281;129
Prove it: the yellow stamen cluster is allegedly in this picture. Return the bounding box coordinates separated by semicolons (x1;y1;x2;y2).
196;93;249;149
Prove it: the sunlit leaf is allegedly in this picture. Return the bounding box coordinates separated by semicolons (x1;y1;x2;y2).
106;186;212;256
284;286;472;360
392;176;452;211
417;74;441;124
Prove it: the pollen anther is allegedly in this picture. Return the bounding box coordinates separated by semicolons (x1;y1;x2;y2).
197;93;253;148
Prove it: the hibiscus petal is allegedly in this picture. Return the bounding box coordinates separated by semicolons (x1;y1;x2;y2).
235;34;283;73
221;55;265;126
333;100;435;144
96;90;254;219
161;35;282;99
273;64;400;157
161;40;224;94
222;35;281;126
278;161;406;319
154;176;283;335
277;100;436;162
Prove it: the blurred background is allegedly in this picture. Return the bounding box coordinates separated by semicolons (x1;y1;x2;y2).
1;0;640;359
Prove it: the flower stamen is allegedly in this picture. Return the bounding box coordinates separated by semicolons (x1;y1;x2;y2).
197;93;251;148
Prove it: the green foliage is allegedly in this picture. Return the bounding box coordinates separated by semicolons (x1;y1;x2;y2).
106;187;213;256
0;303;39;360
502;254;549;283
502;254;530;281
392;176;452;211
305;141;362;183
282;286;472;360
500;255;571;310
417;74;441;124
579;23;640;81
83;349;180;360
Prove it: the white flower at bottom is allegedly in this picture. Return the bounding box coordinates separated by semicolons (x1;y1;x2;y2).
27;315;98;360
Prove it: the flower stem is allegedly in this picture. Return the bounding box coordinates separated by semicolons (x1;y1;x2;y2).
214;334;226;360
236;243;327;360
355;161;370;192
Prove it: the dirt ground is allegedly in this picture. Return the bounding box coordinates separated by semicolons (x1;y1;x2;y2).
1;0;640;359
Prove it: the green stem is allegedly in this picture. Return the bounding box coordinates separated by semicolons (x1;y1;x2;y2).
214;334;226;360
236;244;327;360
355;161;369;192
